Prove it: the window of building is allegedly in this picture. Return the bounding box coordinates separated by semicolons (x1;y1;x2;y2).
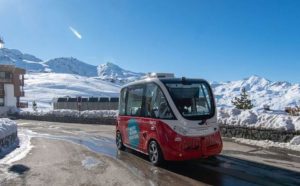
0;72;5;79
0;72;12;79
5;72;12;79
126;86;143;116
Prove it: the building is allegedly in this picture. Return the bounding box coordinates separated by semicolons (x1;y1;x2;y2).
53;97;119;111
0;65;26;107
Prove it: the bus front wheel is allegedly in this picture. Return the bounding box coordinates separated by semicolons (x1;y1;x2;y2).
148;140;164;166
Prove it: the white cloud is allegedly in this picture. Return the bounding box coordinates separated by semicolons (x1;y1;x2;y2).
69;26;82;39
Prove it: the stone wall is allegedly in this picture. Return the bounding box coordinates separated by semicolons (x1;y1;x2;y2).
18;115;116;125
220;124;300;142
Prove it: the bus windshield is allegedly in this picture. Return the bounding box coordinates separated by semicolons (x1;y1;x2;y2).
163;80;215;120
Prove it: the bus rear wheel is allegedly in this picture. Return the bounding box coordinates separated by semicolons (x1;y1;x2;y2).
148;140;164;166
116;131;125;151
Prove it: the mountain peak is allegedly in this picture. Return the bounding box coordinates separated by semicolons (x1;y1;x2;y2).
45;57;97;77
97;62;145;84
244;75;270;85
0;48;44;72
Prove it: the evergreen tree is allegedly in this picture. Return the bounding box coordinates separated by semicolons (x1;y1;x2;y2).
232;88;254;110
32;100;37;111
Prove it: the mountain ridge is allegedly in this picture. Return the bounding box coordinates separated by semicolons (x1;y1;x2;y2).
1;47;299;110
0;48;144;83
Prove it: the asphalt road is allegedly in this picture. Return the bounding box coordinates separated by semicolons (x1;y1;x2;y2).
1;120;300;186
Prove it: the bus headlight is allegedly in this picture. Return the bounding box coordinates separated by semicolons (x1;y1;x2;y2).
173;125;187;135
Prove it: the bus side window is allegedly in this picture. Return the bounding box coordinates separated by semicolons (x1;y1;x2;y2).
119;88;126;115
145;83;158;118
155;89;174;119
144;83;174;119
126;86;143;116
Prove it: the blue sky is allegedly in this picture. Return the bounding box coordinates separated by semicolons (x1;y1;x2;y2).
1;0;300;82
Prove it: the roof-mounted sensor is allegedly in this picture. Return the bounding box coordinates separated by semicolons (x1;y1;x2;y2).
147;72;175;78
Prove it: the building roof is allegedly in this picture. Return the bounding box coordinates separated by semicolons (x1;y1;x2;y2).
0;65;26;74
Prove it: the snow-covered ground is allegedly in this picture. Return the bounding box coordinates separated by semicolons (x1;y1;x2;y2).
218;108;300;131
233;136;300;152
22;73;120;109
0;118;17;140
20;109;118;118
0;128;33;164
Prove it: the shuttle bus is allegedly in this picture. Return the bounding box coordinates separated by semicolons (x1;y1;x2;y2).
116;73;222;165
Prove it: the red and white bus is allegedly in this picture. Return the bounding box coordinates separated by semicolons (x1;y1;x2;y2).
116;73;222;165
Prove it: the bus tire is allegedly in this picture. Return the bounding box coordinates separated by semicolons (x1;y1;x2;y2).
148;140;164;166
116;131;125;151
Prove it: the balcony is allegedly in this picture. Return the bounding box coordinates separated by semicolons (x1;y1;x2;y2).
0;78;12;83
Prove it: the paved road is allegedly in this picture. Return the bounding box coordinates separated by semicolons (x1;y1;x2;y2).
1;120;300;186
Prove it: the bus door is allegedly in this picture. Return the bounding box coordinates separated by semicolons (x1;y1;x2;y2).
124;85;144;149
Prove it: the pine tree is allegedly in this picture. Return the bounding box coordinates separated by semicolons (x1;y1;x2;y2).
232;88;254;110
32;100;37;111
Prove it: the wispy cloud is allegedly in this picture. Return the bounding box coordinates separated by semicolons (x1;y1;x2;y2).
69;26;82;39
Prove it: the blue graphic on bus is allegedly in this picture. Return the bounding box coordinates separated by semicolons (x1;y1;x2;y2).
128;119;140;148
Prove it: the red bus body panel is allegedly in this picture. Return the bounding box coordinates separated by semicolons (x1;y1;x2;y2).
117;116;223;161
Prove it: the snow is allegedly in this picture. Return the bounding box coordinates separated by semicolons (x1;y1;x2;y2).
82;156;104;170
20;109;118;118
218;108;300;131
0;48;144;83
0;48;45;72
0;129;33;164
45;57;98;77
0;118;17;139
22;73;120;109
233;136;300;152
97;62;145;84
213;75;300;110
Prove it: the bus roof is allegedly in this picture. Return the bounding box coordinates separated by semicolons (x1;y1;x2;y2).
122;77;210;88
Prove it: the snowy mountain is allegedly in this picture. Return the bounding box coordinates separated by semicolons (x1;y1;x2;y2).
0;48;45;72
213;75;300;110
45;57;97;77
97;62;145;84
0;48;143;82
1;48;300;110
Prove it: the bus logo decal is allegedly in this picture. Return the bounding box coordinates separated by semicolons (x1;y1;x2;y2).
128;119;140;148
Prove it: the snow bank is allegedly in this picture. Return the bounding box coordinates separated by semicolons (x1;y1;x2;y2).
19;109;118;119
218;108;300;131
233;136;300;152
0;118;17;139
